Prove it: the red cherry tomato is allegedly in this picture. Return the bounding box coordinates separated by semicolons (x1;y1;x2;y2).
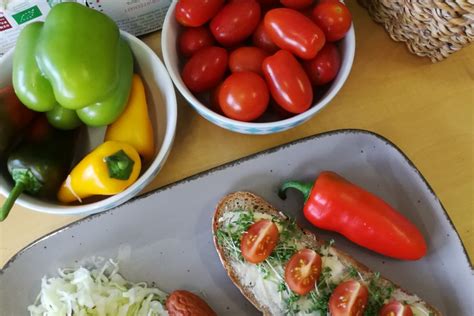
312;0;352;42
178;27;215;57
175;0;224;27
329;280;369;316
252;21;279;54
379;301;414;316
264;8;325;59
229;47;269;76
209;83;223;114
280;0;313;9
210;0;261;47
241;219;279;263
284;249;322;295
262;50;313;114
181;46;228;93
219;72;269;122
257;0;279;5
303;42;341;85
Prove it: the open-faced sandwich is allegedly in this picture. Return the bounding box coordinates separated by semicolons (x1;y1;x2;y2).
213;192;440;316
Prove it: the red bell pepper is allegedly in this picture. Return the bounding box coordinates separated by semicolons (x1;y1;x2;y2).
279;171;427;260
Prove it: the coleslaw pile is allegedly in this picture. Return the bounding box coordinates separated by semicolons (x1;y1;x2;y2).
27;259;169;316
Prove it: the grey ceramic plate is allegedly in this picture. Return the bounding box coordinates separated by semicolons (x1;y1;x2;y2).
1;130;472;315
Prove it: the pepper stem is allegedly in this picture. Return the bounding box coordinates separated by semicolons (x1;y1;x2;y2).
105;150;135;180
278;181;313;203
0;169;42;221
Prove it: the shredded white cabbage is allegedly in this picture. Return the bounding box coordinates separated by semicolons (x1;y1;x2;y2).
27;259;169;316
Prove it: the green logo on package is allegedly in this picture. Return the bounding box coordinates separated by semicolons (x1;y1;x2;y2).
12;6;42;25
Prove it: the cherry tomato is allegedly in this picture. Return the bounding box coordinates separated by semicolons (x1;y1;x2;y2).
312;0;352;42
229;47;269;76
175;0;224;27
379;301;414;316
303;42;341;85
178;27;215;57
280;0;313;9
209;83;223;114
181;46;228;93
241;219;279;263
329;280;369;316
284;249;322;295
262;50;313;114
219;72;269;122
210;0;261;47
264;8;325;59
257;0;279;5
252;21;279;54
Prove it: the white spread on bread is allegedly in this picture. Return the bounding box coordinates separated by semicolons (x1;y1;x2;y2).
217;210;433;316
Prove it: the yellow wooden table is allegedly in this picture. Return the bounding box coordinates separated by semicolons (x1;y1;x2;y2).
0;2;473;267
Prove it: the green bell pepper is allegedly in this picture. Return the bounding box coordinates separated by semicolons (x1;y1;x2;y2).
12;3;133;129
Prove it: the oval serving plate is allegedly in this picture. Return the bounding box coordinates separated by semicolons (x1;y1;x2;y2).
0;129;472;315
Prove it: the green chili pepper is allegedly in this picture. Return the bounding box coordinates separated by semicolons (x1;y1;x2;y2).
0;116;78;221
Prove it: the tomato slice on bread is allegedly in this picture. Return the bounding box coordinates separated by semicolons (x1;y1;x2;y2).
329;280;369;316
241;219;279;263
379;301;414;316
284;248;322;295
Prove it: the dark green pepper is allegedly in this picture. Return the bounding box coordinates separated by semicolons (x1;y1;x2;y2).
0;86;36;160
0;116;78;221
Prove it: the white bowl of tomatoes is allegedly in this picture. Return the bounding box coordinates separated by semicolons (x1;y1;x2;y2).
162;0;355;134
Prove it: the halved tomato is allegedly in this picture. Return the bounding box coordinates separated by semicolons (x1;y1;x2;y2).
241;219;279;263
379;301;414;316
284;249;322;295
329;280;369;316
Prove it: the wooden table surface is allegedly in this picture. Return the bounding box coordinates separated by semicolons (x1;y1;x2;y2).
0;2;473;268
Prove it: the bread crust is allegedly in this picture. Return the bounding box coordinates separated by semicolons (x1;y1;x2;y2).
212;191;441;316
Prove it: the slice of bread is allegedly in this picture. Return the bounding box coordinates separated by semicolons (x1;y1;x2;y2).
212;191;441;316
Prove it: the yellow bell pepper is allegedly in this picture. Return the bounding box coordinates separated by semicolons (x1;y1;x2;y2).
105;74;155;161
58;141;141;203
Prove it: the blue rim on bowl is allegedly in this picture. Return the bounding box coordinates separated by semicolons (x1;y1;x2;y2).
162;1;355;135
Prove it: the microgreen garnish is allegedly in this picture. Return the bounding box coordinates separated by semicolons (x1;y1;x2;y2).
364;273;395;316
217;210;399;316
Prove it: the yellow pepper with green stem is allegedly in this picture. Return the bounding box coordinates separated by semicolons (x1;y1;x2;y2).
58;141;141;203
105;74;155;162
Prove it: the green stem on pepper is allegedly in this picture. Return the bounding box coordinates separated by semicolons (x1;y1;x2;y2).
105;150;135;180
0;169;42;221
279;181;313;203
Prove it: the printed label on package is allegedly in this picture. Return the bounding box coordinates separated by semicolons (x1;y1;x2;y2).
0;0;52;56
12;4;41;24
85;0;171;36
